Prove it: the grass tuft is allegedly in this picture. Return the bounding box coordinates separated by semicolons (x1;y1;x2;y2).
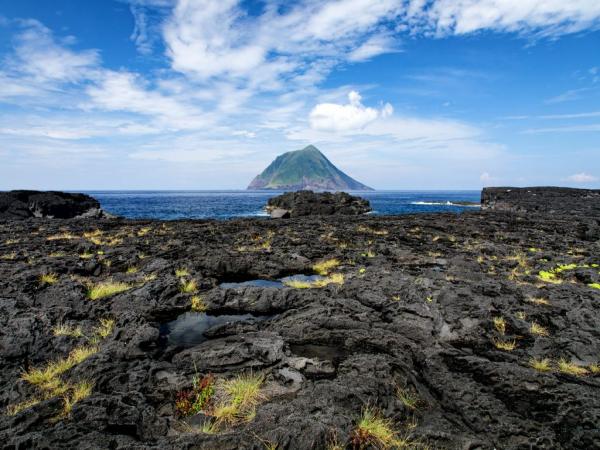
87;281;131;300
52;323;83;338
396;386;419;410
212;373;265;425
352;407;397;449
529;357;552;372
61;380;94;416
530;322;549;337
94;318;115;339
175;268;189;277
126;266;138;274
493;316;506;335
589;283;600;290
21;345;98;386
283;273;344;289
313;258;341;275
6;397;41;416
493;338;517;351
39;272;59;285
558;359;589;376
191;295;207;312
180;278;198;293
528;296;550;306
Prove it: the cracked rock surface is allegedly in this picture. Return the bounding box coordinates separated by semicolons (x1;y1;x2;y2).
0;211;599;449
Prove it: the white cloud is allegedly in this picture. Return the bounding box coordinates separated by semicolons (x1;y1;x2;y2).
309;91;393;132
409;0;600;37
348;34;399;61
564;172;598;183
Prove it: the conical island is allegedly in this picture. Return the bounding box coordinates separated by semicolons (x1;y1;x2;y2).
248;145;373;191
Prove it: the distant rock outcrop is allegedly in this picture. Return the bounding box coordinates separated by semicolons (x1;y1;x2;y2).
481;187;600;216
266;191;371;218
248;145;373;191
0;190;108;219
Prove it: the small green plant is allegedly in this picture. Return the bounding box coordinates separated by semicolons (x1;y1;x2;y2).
529;357;552;372
39;272;59;285
126;266;138;274
79;251;94;260
175;373;215;417
180;278;198;293
396;386;419;410
589;283;600;290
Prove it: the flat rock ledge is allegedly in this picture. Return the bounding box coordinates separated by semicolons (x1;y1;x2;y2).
266;191;371;218
0;190;111;220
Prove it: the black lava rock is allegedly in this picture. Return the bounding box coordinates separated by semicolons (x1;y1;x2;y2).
0;190;106;219
266;191;371;218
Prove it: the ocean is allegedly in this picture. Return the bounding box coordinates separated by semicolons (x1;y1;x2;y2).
85;190;481;220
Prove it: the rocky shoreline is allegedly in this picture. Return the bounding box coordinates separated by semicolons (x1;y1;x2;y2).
1;190;600;449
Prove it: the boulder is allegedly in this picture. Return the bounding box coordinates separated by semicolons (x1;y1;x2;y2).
266;191;371;218
0;190;109;220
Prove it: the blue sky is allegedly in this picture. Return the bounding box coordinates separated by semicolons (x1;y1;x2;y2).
0;0;599;190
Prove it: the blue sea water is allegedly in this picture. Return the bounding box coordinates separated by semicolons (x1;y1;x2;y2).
84;190;481;220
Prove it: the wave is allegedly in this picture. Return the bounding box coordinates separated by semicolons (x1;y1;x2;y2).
411;201;480;207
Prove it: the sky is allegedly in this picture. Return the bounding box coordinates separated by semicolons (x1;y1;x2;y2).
0;0;599;190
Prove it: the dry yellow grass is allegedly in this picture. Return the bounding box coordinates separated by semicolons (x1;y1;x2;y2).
39;272;59;285
175;268;189;277
493;316;506;335
558;359;589;376
21;345;98;386
52;323;83;338
94;318;115;339
180;278;198;293
87;281;131;300
191;295;207;312
6;397;41;416
352;407;398;449
529;357;552;372
61;380;94;416
212;373;265;425
283;273;344;289
530;322;549;337
493;339;517;351
528;296;550;306
313;258;341;275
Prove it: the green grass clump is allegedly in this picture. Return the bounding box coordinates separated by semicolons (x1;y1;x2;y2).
87;281;131;300
589;283;600;290
6;397;42;416
313;258;341;275
283;273;344;289
538;270;561;284
352;407;397;449
212;373;265;425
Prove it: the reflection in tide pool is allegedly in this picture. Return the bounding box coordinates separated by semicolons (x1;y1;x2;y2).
219;274;327;289
160;312;263;347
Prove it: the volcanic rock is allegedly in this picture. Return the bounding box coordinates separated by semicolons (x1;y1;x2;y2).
266;190;371;217
0;190;109;220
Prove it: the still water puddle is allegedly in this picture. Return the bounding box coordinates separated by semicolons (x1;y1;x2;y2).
159;312;266;347
219;274;326;289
